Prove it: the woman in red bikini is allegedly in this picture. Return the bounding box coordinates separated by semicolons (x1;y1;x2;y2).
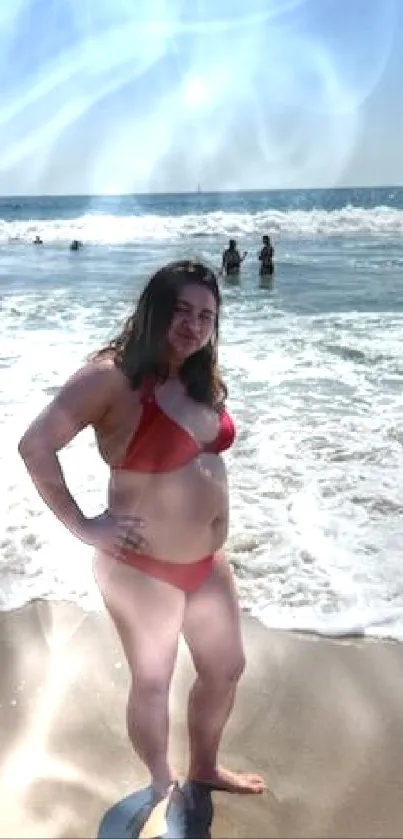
18;260;266;809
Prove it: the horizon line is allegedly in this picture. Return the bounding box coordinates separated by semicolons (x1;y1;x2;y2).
0;184;402;200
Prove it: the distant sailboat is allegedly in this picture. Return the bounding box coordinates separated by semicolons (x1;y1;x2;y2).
197;183;202;193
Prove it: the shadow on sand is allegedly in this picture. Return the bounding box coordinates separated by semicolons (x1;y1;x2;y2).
97;781;213;839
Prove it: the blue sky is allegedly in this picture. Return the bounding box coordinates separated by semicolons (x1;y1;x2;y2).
0;0;402;194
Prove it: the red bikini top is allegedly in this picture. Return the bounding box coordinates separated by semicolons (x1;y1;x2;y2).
115;383;236;473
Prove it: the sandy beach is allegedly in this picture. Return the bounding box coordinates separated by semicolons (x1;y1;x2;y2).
0;599;403;838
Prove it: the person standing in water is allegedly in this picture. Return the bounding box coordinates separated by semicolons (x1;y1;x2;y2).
258;235;274;277
220;239;247;277
18;260;266;824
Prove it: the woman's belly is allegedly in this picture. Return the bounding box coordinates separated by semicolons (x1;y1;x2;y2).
107;453;228;562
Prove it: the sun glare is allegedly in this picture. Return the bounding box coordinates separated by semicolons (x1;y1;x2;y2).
182;77;209;108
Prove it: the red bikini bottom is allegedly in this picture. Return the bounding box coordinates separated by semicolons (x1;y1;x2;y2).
117;549;215;592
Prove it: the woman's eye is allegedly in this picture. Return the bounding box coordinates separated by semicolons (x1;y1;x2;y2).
174;306;213;322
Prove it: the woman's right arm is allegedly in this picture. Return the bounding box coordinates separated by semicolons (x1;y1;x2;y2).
18;361;115;543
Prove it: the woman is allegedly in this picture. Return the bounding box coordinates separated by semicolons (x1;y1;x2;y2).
18;260;265;810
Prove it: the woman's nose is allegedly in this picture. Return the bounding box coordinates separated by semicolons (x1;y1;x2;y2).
183;311;199;331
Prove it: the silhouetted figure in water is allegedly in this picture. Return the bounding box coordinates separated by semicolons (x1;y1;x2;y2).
70;239;83;251
258;235;274;276
220;239;247;277
33;235;43;245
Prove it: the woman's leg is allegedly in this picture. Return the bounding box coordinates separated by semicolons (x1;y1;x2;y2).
94;553;186;794
182;555;266;793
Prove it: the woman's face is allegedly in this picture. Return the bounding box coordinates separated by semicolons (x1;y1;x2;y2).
166;282;217;363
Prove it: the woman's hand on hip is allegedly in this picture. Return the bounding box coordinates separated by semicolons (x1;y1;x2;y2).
81;511;150;555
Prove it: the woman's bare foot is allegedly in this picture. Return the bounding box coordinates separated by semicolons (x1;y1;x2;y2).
188;765;266;795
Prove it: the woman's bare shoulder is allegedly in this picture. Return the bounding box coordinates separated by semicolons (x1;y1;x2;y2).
18;357;135;453
49;355;133;422
69;356;129;393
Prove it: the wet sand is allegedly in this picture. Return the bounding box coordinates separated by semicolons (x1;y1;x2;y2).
0;599;403;838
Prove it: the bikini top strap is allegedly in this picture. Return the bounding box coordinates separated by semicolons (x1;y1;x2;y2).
139;378;157;405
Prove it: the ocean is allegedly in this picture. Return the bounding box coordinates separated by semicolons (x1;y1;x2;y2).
1;187;403;641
